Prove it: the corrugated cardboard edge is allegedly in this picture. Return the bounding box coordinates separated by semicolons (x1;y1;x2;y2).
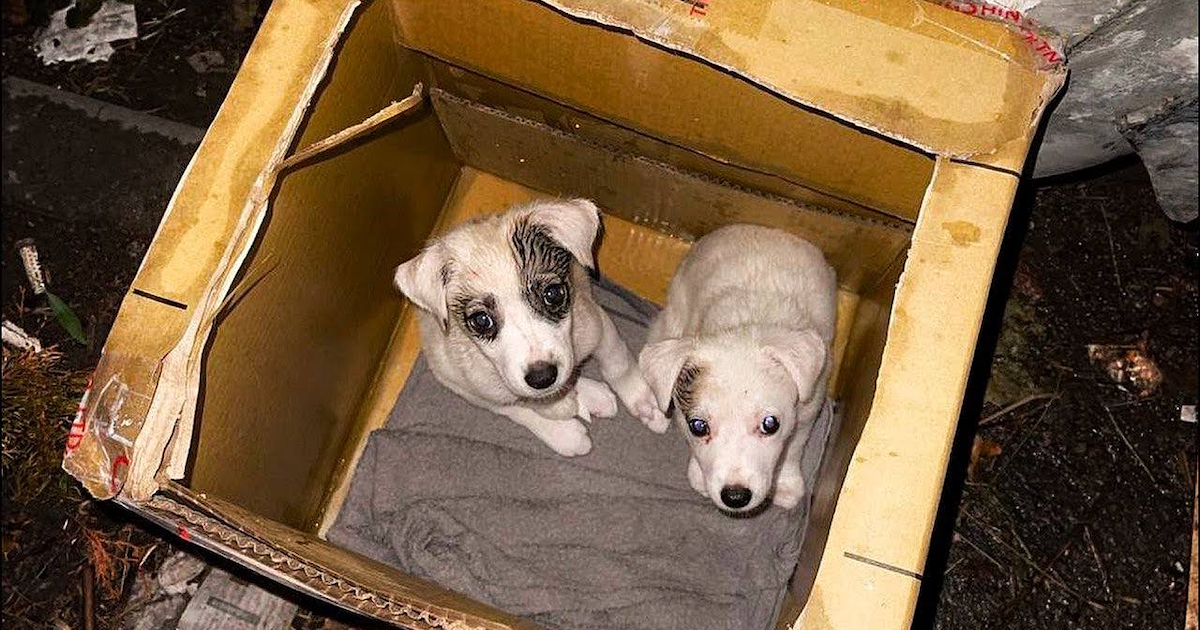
119;1;365;502
129;493;506;630
533;0;1068;160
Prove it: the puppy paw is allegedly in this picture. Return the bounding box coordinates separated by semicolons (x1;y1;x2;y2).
639;405;670;434
687;458;707;496
773;474;806;509
612;371;670;433
576;377;618;421
537;419;593;457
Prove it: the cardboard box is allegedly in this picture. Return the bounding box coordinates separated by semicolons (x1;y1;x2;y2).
63;1;1066;628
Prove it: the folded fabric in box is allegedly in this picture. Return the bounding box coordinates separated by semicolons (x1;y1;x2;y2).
328;278;835;630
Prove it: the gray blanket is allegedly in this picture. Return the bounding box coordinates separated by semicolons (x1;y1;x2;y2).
328;279;834;630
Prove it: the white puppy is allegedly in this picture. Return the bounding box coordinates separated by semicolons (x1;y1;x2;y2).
394;198;669;456
639;224;836;512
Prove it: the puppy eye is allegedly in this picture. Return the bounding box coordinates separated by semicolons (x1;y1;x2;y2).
760;415;780;435
687;418;709;437
467;311;495;334
542;282;568;308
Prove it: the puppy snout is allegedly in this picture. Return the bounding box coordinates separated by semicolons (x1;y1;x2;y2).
719;485;752;510
524;361;559;390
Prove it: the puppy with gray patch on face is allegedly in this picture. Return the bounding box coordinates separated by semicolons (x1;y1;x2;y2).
394;198;669;457
639;224;836;513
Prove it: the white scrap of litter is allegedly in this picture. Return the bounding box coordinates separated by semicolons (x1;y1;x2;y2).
2;320;43;353
1182;405;1196;424
16;239;46;295
36;1;137;65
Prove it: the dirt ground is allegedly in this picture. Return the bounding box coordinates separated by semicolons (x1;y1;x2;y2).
2;3;269;629
928;161;1198;630
1;3;1196;630
2;0;262;128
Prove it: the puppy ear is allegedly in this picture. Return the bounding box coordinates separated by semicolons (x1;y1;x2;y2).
638;337;693;412
762;330;828;404
526;198;602;270
393;244;448;327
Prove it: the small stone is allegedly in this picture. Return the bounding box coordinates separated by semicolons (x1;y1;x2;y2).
156;551;207;595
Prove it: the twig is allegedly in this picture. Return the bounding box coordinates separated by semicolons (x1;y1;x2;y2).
1009;525;1036;564
1067;273;1083;296
1097;205;1123;295
944;557;964;576
31;557;52;583
992;390;1060;477
985;528;1106;610
1104;405;1156;486
82;564;96;630
979;393;1059;427
138;543;161;569
1047;531;1075;568
957;531;1006;572
1178;449;1194;492
1105;397;1153;409
1084;526;1111;597
140;6;185;27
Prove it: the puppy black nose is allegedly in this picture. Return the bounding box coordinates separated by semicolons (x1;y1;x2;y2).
720;486;752;509
524;362;558;390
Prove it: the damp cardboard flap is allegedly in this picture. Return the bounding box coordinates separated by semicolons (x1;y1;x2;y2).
391;0;1067;162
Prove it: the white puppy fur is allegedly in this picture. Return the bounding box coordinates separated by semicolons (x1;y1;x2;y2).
394;198;669;457
639;224;836;513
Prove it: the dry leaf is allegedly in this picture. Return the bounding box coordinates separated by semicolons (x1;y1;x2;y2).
968;436;1003;479
1087;341;1163;397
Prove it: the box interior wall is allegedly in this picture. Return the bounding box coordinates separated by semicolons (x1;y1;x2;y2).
178;2;923;619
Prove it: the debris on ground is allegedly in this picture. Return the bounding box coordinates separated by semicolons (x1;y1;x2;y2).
16;237;48;294
126;592;191;630
1188;477;1198;630
967;437;1003;480
176;567;298;630
155;550;207;596
1087;340;1164;397
120;548;197;630
35;0;136;65
1183;405;1197;424
1;319;42;352
0;343;121;629
15;237;88;344
185;50;225;75
0;346;87;502
1012;264;1044;303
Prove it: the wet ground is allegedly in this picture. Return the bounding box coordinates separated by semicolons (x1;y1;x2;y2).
927;161;1198;630
1;3;1196;629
